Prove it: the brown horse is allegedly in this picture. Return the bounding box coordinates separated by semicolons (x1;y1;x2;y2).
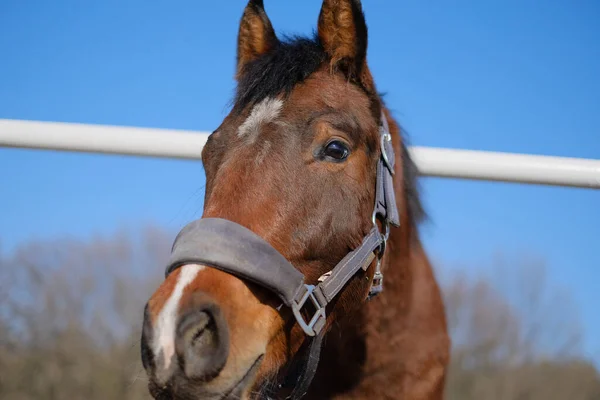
140;0;449;398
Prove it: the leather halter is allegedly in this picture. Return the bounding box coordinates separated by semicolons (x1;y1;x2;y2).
164;111;399;399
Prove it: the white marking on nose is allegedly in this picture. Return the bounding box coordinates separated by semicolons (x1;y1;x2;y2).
237;97;283;140
153;264;204;371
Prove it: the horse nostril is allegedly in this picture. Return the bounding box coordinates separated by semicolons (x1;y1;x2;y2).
175;300;229;381
180;311;214;354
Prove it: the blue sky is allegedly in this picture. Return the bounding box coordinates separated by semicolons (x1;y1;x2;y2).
1;0;599;361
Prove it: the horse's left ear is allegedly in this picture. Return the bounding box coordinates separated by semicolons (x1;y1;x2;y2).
236;0;279;79
318;0;369;82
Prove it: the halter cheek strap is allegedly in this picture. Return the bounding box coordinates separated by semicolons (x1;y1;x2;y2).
164;111;399;399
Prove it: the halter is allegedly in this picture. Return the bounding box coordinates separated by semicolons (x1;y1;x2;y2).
164;111;399;399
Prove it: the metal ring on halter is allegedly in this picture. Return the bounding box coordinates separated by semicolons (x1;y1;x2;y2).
371;211;391;242
381;220;390;242
371;211;390;262
380;133;394;175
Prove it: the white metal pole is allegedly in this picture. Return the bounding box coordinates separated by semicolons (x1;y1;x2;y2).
1;118;600;189
0;119;208;160
409;146;600;189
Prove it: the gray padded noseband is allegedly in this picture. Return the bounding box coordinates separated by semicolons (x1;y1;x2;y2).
166;217;305;308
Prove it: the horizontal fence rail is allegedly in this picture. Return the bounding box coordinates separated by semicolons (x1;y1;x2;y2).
1;118;599;189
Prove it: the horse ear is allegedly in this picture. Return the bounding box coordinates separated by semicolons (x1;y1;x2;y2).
236;0;278;79
318;0;368;80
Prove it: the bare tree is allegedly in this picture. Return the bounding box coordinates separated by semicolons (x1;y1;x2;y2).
0;225;170;400
441;255;600;400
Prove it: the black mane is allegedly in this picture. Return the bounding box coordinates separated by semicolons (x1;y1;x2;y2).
233;34;426;224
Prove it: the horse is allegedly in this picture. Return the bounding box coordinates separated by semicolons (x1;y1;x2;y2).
140;1;450;398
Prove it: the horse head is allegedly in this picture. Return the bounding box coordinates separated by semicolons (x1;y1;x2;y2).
140;1;447;399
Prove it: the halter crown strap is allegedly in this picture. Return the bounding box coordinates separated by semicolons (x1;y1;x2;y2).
374;113;400;227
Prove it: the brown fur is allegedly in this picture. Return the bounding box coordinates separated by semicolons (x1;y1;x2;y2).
142;1;449;399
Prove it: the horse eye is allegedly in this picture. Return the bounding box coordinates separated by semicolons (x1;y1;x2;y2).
323;140;349;161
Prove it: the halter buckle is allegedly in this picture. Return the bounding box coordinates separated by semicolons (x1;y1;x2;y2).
291;285;327;337
367;213;390;300
368;268;384;300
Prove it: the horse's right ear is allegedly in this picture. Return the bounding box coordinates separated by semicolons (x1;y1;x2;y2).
318;0;368;80
236;0;278;79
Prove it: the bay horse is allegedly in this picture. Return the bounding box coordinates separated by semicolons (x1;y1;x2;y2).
140;0;449;398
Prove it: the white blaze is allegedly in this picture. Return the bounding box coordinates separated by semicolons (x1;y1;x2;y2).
153;264;204;370
237;97;283;139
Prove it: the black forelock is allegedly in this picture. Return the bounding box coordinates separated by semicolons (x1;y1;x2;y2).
233;33;327;112
232;33;426;226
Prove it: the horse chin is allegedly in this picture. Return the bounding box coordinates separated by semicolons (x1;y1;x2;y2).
150;355;265;400
216;354;265;400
